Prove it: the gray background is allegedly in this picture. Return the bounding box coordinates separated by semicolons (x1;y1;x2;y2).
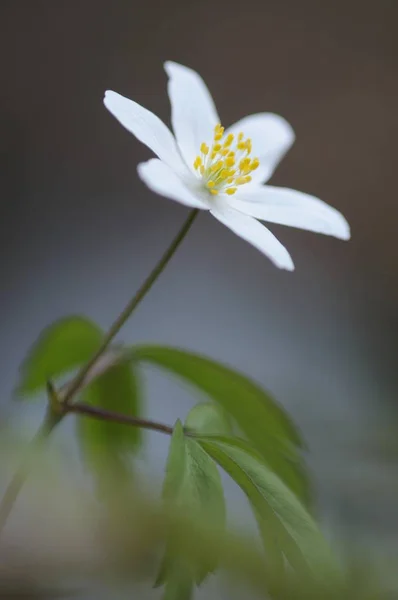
1;0;398;595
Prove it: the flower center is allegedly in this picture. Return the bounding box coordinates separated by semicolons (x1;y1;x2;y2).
193;123;259;196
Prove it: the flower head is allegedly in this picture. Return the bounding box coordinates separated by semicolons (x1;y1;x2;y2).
104;62;350;270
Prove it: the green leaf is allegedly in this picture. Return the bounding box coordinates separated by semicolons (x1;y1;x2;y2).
185;403;232;436
133;345;309;503
76;361;142;491
198;435;339;584
162;564;194;600
161;420;186;505
157;420;225;589
16;316;103;396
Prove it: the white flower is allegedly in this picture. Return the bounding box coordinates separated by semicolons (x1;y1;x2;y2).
104;61;350;271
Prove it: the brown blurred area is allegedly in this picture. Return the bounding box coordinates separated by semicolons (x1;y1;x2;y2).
1;0;398;582
1;0;397;276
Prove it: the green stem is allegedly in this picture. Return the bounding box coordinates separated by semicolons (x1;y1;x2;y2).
0;209;198;536
64;208;199;404
0;408;62;533
63;209;198;405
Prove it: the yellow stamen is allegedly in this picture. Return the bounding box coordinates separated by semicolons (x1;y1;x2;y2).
193;157;202;170
239;158;250;171
224;133;234;147
194;123;260;197
251;158;260;170
210;160;223;173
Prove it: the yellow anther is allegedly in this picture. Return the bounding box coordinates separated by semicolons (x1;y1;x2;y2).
214;124;224;141
251;158;260;170
239;158;250;170
210;160;223;172
195;124;259;196
224;133;234;147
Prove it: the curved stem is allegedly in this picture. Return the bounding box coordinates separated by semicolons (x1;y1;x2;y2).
63;209;198;405
0;209;198;536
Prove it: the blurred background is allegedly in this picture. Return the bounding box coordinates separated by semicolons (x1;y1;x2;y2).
1;0;398;597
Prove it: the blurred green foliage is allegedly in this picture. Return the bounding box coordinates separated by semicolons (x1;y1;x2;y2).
5;315;397;599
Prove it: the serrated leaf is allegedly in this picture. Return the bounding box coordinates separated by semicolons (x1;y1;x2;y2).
16;316;103;396
76;361;142;491
157;420;225;590
198;435;339;584
133;345;309;503
185;403;232;436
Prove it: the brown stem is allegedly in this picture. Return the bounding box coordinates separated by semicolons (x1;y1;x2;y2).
67;402;174;435
0;209;198;536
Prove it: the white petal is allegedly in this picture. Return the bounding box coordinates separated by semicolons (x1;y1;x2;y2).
210;203;294;270
226;114;295;184
137;159;209;209
230;186;350;240
164;61;220;170
104;90;186;174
